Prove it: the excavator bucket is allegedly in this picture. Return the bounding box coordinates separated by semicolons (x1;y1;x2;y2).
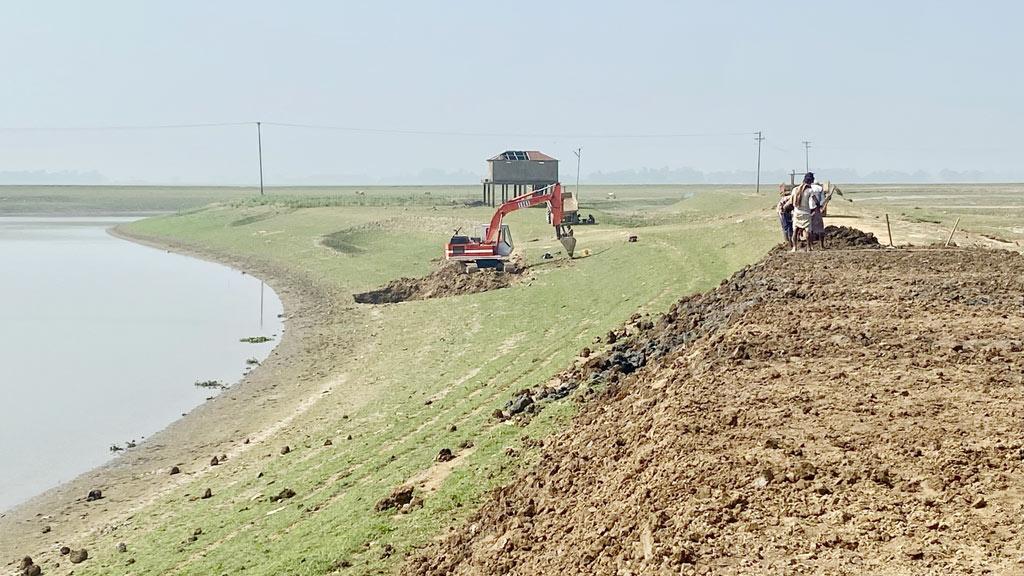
560;235;577;258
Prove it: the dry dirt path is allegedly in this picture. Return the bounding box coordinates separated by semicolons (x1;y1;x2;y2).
409;246;1024;575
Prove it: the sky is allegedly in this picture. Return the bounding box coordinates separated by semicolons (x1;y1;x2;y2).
1;1;1021;185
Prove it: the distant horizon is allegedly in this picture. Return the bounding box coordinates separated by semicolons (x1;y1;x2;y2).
1;176;1022;188
1;167;1022;188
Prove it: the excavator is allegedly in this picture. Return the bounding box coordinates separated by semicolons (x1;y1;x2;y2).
445;183;576;271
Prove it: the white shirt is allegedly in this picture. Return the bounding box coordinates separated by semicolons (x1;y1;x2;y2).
808;184;824;210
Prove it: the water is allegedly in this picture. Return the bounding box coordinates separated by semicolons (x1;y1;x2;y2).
0;217;283;511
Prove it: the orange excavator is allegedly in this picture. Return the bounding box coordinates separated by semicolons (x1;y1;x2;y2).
445;183;576;271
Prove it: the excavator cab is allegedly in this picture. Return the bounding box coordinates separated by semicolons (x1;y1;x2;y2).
473;224;513;271
480;224;513;256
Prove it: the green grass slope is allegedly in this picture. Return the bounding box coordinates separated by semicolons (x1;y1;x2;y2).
60;186;776;575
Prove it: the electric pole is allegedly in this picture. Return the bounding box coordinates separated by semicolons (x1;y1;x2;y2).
257;121;265;196
802;140;811;173
573;147;582;201
754;131;765;194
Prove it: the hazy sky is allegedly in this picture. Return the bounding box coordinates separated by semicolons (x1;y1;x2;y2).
1;1;1021;184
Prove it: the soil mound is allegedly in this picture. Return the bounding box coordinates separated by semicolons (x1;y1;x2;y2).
354;262;523;304
824;225;880;248
406;247;1024;575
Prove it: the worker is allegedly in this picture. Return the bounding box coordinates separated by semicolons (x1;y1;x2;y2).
776;188;794;244
790;172;819;251
808;176;827;249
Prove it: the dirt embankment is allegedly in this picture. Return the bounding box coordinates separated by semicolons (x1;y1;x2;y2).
406;245;1024;575
353;262;524;304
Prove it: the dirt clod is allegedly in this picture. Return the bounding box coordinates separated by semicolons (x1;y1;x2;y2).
436;448;454;462
169;466;181;475
85;489;103;502
280;446;291;455
19;557;41;576
504;393;534;416
68;549;88;564
201;488;212;499
19;553;41;569
270;488;297;503
376;486;415;512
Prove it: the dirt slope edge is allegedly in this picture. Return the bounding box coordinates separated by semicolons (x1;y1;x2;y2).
353;262;524;304
406;247;1024;575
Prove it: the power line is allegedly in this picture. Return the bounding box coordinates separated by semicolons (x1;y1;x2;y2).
0;121;253;132
0;119;756;140
260;121;753;140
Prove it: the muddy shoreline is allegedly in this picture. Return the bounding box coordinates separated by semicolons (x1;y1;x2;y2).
0;224;327;564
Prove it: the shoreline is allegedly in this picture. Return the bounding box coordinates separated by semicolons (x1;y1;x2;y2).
0;222;324;563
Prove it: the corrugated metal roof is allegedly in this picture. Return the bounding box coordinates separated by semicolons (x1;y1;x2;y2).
488;150;558;162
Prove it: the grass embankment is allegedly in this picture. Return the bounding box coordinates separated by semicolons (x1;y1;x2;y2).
46;186;776;575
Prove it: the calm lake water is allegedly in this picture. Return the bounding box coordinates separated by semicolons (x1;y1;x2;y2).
0;217;283;511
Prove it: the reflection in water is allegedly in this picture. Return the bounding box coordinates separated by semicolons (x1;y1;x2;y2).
0;217;284;511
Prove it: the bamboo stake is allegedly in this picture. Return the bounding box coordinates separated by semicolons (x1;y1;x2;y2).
945;216;961;247
885;214;893;247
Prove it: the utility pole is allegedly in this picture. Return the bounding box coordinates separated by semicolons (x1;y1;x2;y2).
573;147;582;201
754;131;765;194
801;140;811;173
257;121;265;196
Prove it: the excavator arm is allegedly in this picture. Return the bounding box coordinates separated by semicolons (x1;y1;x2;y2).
484;183;568;244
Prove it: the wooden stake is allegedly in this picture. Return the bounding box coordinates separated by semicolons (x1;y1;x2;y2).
885;214;893;247
945;216;961;247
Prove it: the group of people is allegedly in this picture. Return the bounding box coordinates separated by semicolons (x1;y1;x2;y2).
777;172;827;251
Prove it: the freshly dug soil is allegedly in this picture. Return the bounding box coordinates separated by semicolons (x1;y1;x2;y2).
353;263;523;304
406;246;1024;575
771;226;880;255
823;225;881;248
